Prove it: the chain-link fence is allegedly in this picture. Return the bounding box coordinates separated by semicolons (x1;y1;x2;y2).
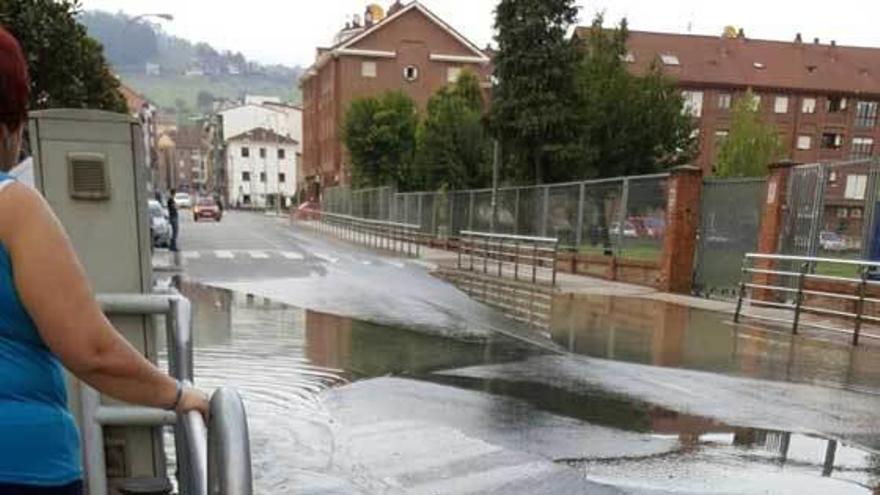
693;177;766;299
321;173;670;258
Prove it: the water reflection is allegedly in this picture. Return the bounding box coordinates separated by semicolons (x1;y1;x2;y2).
551;294;880;392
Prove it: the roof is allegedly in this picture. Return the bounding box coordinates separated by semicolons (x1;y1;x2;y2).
302;1;489;82
226;127;298;145
218;103;286;116
574;28;880;97
171;126;206;149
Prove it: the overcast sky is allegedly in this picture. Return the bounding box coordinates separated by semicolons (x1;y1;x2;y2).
81;0;880;67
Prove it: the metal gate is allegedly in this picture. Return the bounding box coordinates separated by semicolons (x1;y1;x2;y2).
779;164;826;258
693;177;766;299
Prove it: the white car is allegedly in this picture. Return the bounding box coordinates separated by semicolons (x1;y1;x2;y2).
174;192;192;209
819;231;847;252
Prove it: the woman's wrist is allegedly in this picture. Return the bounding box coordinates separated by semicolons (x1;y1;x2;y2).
165;379;183;411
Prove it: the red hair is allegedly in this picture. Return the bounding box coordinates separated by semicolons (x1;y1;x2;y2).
0;27;29;131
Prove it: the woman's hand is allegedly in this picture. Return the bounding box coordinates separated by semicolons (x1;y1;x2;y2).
177;387;210;421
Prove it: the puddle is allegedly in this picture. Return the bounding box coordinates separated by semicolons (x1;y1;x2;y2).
550;294;880;393
174;281;880;494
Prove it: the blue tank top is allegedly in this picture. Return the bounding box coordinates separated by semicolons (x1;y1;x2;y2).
0;173;81;485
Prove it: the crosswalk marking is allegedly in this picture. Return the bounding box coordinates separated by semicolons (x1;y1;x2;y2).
248;251;269;259
314;253;339;264
215;250;234;259
182;251;201;260
280;252;305;260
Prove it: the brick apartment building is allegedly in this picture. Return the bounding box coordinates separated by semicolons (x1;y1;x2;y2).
579;29;880;173
580;29;880;241
300;1;492;190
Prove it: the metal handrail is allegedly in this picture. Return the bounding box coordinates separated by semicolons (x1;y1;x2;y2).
735;253;880;345
297;208;423;257
84;293;253;495
457;230;559;287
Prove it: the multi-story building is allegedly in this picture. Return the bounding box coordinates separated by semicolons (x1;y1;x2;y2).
155;126;209;194
119;83;159;191
578;28;880;241
300;1;492;191
225;128;298;209
577;29;880;174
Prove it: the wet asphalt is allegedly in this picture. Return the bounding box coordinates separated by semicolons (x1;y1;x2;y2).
169;210;880;494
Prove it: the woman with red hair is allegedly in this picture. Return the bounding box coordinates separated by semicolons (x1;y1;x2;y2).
0;27;208;494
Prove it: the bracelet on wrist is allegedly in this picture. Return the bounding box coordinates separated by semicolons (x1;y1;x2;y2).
167;380;184;411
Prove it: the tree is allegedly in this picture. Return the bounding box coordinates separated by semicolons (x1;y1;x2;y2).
0;0;127;113
490;0;580;184
715;89;782;178
414;70;490;190
343;91;418;188
196;90;215;112
573;15;696;180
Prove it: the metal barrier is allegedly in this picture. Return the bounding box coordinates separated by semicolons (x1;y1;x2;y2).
734;253;880;345
298;209;422;257
83;293;253;495
457;231;559;287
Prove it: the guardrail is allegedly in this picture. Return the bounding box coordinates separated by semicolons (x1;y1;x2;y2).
296;209;422;257
734;253;880;345
83;293;253;495
457;231;559;287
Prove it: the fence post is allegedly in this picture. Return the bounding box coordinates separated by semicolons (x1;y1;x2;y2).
616;179;630;256
753;160;798;302
540;186;550;238
575;182;586;250
792;262;809;335
854;267;868;346
468;191;475;232
659;166;703;294
514;188;521;235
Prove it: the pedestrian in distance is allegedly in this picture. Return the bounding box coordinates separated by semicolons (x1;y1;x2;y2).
167;188;179;252
0;27;208;495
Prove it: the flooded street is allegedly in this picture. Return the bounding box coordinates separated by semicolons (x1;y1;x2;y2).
178;279;880;494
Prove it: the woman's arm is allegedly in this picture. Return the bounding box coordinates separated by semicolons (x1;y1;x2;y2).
0;182;207;417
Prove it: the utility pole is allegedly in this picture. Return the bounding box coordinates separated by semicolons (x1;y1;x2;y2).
490;140;500;233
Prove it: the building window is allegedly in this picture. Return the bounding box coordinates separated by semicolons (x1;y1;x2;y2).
821;132;844;150
242;194;251;205
242;171;251;182
621;52;635;63
826;96;848;113
361;61;377;78
278;148;286;159
717;93;732;110
845;174;868;200
837;207;849;219
797;135;812;150
714;130;729;146
851;208;864;219
855;101;878;128
241;147;250;158
682;91;703;118
259;148;266;159
748;93;761;111
851;137;875;159
447;66;462;83
774;96;789;114
278;173;286;183
260;172;266;183
802;97;817;114
660;54;680;66
403;65;419;82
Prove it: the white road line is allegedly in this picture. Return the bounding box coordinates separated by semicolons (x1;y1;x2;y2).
248;251;270;259
280;251;305;260
215;250;234;259
182;251;201;260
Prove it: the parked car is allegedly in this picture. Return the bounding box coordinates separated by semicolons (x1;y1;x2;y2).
193;196;222;222
819;231;847;252
610;221;638;238
174;192;192;209
148;199;171;248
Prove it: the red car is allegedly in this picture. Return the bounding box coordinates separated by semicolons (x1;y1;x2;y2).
193;197;222;222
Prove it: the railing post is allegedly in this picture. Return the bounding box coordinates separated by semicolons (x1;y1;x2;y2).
483;236;489;275
734;256;750;323
514;241;520;281
468;191;475;232
540;186;550;238
552;240;558;286
498;238;504;278
854;267;868;346
792;262;809;335
532;244;538;284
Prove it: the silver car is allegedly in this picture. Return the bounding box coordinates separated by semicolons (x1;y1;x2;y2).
149;200;171;248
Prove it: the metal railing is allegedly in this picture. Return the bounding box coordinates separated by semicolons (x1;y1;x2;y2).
457;231;559;287
83;293;253;495
298;209;423;257
734;253;880;345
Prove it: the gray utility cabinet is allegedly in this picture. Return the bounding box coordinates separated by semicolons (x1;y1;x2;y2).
28;109;164;488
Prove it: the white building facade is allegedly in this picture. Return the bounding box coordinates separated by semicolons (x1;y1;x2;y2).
225;128;299;209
